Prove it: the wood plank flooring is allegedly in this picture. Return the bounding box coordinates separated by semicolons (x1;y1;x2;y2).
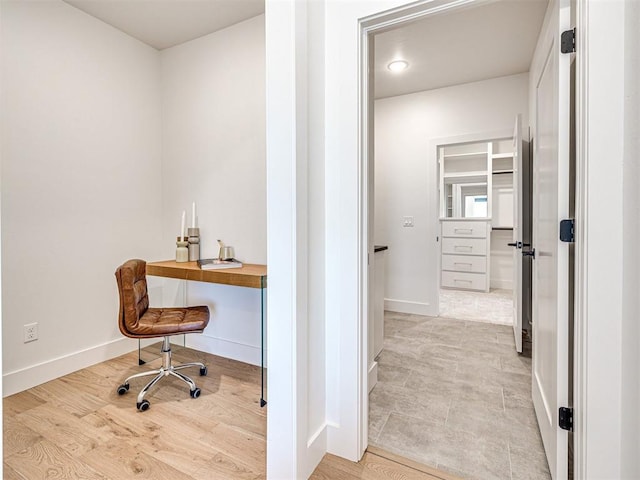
310;448;464;480
4;345;267;479
4;345;458;480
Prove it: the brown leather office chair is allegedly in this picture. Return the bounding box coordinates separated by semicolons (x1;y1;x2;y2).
115;259;210;411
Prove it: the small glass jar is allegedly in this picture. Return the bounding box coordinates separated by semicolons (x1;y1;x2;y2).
176;237;189;263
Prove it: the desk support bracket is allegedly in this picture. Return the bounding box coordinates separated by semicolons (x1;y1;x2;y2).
260;275;267;407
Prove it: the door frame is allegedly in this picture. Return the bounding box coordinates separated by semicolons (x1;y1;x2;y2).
431;129;512;313
573;0;626;477
356;0;594;473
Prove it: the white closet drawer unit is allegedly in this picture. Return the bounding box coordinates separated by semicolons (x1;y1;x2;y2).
441;254;486;273
442;221;488;238
442;271;487;291
440;219;490;292
441;237;487;256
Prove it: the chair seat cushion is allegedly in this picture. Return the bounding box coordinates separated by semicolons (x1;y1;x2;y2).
133;305;210;337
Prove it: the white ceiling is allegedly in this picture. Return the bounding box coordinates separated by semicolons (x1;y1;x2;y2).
62;0;545;96
63;0;265;50
374;0;549;99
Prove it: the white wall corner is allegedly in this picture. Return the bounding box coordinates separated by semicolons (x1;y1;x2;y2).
1;0;163;398
266;0;323;478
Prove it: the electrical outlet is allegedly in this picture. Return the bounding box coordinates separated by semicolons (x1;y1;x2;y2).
23;323;38;343
403;216;414;227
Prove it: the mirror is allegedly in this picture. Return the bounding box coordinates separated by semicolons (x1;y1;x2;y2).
444;181;488;218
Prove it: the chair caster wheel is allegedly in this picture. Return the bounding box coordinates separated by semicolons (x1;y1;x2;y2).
190;388;201;399
137;400;150;411
199;366;207;376
117;384;129;395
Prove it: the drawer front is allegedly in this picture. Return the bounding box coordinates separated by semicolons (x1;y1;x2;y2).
442;271;487;291
442;221;488;238
442;237;487;256
442;254;487;273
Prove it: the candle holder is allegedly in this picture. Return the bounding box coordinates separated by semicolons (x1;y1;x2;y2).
188;227;200;261
176;237;189;263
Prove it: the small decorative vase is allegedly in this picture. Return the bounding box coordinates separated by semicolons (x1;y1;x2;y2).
176;237;189;263
188;228;200;261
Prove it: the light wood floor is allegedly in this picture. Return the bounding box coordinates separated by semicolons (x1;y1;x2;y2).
310;447;463;480
4;345;459;480
4;345;267;479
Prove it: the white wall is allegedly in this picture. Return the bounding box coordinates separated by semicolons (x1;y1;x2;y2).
0;0;163;395
160;15;266;366
490;231;514;290
271;0;639;477
374;73;528;314
306;0;328;468
265;0;330;477
0;2;266;391
0;2;4;471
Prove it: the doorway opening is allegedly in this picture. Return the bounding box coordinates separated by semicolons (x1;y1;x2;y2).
363;0;572;478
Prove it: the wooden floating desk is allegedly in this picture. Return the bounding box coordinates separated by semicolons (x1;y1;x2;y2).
147;260;267;289
147;260;268;407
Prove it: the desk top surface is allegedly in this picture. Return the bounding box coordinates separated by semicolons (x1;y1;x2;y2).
147;260;267;289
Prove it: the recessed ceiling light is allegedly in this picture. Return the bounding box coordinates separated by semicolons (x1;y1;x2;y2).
387;60;409;72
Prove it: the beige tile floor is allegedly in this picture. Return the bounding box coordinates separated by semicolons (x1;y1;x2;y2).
369;309;551;480
439;288;514;325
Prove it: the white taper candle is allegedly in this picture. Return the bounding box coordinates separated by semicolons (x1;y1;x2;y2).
192;202;196;228
180;210;186;240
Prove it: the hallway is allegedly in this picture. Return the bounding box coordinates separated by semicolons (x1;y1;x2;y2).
369;312;550;480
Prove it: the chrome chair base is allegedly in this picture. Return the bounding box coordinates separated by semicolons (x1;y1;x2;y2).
117;336;207;411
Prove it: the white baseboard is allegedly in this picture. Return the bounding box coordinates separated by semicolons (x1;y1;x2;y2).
384;298;436;316
3;334;264;397
186;333;263;367
3;337;137;397
305;423;328;479
368;361;378;392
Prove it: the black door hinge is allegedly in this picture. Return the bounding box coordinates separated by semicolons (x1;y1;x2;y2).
559;407;574;431
560;219;575;243
561;28;576;53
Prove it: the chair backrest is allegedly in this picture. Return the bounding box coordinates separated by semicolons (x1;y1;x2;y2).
115;259;149;338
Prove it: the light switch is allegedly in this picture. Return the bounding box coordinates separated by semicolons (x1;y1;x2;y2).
403;216;414;227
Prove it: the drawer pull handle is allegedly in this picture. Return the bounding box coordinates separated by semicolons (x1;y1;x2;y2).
454;262;472;266
454;245;473;251
453;279;473;284
454;228;473;234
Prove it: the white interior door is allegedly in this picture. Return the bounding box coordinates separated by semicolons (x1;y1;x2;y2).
531;0;571;478
512;114;523;353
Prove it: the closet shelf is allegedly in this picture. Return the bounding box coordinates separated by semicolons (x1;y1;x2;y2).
443;171;488;179
492;169;514;175
443;151;487;159
492;153;514;159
